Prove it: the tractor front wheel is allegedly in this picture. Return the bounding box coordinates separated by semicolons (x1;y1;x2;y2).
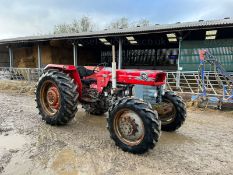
154;92;187;132
35;69;79;125
107;98;161;154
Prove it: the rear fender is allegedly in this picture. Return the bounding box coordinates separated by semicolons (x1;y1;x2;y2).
44;64;82;97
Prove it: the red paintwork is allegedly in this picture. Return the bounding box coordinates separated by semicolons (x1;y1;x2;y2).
93;68;166;92
44;64;166;94
199;50;206;61
47;85;60;110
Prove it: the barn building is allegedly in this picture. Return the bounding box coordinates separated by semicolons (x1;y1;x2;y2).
0;18;233;72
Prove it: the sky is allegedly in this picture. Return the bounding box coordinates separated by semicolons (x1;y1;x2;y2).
0;0;233;39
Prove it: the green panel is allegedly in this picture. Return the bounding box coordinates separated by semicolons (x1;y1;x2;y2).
180;39;233;71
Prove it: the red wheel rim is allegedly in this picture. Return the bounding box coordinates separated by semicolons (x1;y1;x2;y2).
40;80;61;116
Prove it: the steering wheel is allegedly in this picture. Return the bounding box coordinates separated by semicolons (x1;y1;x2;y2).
93;62;108;73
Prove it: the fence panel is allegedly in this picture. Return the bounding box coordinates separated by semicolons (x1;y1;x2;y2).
167;71;233;96
0;67;43;82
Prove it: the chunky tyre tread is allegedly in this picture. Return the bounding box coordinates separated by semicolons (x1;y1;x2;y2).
161;92;187;132
107;97;161;154
36;70;79;125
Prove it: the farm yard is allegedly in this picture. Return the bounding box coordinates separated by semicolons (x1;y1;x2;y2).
0;0;233;174
0;90;233;175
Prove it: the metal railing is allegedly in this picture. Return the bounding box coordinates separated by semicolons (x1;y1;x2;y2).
0;67;43;82
166;71;233;96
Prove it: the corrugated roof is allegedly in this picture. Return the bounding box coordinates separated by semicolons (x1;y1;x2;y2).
0;18;233;45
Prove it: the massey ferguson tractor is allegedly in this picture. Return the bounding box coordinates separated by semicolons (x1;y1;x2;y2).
35;46;186;154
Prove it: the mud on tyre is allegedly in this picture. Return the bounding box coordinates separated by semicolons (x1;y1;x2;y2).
35;69;79;125
107;98;161;154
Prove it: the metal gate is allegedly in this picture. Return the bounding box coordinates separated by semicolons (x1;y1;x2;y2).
166;71;233;96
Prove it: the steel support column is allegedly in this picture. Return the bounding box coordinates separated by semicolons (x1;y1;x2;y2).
176;37;182;88
37;45;42;69
112;45;117;89
73;43;78;66
118;38;123;69
9;47;13;69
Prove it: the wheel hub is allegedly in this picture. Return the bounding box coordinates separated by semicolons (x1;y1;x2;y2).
153;100;176;125
154;102;174;116
40;81;61;116
47;86;59;107
115;110;144;146
119;116;138;136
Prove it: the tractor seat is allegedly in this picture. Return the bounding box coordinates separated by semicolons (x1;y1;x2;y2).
76;66;95;78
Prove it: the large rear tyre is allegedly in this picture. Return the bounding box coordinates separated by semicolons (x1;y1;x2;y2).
155;92;187;132
35;69;79;125
107;98;161;154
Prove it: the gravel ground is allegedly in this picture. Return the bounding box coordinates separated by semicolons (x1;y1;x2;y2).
0;92;233;175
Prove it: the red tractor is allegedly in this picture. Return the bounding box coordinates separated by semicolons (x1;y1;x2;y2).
35;47;186;154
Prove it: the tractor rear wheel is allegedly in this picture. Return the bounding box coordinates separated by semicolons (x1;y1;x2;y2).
35;69;79;125
107;98;161;154
155;92;187;132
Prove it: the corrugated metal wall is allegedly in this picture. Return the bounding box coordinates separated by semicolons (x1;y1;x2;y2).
101;49;156;66
101;48;178;70
180;39;233;71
